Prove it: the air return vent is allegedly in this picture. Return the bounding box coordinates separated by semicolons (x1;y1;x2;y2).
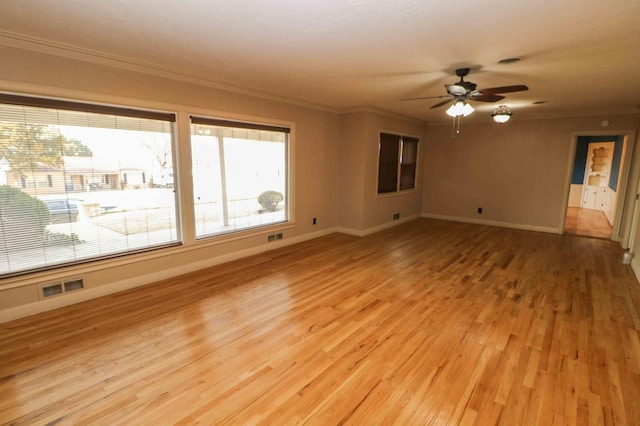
63;277;84;292
267;232;284;242
39;276;84;299
41;283;63;298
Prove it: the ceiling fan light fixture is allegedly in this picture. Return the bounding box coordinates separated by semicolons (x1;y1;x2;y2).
446;100;474;117
445;102;460;117
492;105;512;124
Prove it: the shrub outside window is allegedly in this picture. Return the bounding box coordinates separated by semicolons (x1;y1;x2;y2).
190;116;289;238
0;94;179;277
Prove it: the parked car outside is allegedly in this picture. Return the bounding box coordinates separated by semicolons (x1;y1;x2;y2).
43;199;79;224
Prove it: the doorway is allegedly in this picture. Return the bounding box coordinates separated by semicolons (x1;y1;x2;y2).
565;134;628;239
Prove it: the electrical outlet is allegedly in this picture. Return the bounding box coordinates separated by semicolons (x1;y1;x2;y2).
313;217;317;225
275;233;283;240
267;234;276;242
477;207;483;214
393;213;400;220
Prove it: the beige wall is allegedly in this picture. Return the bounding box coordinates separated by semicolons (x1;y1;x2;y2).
422;115;640;234
361;113;426;230
1;43;639;320
0;45;430;320
0;46;343;319
338;111;427;233
338;112;367;230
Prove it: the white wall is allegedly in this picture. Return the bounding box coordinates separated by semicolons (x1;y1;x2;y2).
568;184;583;207
604;188;617;225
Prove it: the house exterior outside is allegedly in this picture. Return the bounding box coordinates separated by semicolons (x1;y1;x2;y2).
0;156;149;195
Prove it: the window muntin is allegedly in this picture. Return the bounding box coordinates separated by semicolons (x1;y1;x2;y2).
190;117;289;238
0;95;179;277
377;132;419;194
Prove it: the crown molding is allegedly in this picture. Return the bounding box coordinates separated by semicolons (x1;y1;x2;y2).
0;30;342;115
337;105;427;126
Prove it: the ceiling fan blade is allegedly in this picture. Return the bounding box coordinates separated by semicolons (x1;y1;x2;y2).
472;94;506;102
445;84;467;96
401;95;450;101
430;99;452;109
480;85;529;94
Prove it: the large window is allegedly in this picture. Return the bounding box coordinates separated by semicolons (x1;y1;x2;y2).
0;94;178;276
377;132;419;194
190;117;289;238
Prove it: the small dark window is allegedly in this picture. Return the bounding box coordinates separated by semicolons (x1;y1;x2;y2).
400;137;418;190
377;132;419;194
47;175;53;187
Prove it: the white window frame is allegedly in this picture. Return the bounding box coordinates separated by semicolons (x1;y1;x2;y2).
189;115;292;240
0;92;181;278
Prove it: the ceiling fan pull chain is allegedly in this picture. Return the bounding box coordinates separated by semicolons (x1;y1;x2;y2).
452;115;461;137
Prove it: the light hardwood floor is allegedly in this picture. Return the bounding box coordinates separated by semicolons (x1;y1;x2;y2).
565;207;613;239
1;219;639;425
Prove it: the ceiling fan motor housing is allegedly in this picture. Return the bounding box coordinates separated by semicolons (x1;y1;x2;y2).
453;68;476;92
455;68;471;77
460;81;476;91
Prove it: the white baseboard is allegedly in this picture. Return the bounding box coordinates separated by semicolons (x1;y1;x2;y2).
334;214;420;237
420;213;560;234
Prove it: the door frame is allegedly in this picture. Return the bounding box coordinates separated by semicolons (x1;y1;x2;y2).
561;129;636;245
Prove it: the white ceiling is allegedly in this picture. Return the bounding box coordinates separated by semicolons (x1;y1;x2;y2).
0;0;639;123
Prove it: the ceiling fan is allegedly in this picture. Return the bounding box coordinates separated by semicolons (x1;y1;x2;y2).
403;67;528;110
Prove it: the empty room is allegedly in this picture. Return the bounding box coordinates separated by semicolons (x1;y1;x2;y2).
1;1;640;424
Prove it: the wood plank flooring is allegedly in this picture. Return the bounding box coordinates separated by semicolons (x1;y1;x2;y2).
565;207;613;239
1;219;639;425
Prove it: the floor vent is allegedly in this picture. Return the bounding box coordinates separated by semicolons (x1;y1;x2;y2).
39;277;84;299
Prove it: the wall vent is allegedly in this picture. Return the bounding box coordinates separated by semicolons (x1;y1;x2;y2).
63;277;84;292
267;233;284;242
38;276;85;299
41;283;63;298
